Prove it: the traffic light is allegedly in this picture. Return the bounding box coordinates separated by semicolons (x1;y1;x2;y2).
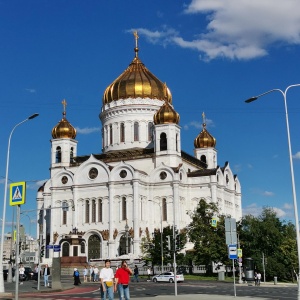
175;231;180;251
40;245;45;258
166;235;171;251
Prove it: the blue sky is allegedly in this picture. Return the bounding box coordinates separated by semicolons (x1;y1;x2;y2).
1;0;300;237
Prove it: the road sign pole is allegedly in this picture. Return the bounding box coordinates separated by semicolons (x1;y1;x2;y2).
15;205;20;300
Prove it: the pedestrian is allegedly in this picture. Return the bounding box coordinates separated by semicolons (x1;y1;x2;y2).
133;265;139;282
43;264;50;287
83;266;88;282
34;264;39;281
257;271;261;286
74;268;81;285
115;260;133;300
147;267;151;282
254;272;258;286
89;265;94;282
100;259;115;300
94;266;99;282
19;264;25;285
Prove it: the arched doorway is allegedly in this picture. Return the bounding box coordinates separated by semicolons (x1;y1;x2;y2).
88;235;101;260
119;235;131;255
62;242;70;257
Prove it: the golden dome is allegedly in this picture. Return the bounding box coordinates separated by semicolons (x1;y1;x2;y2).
194;113;216;148
153;101;180;125
52;100;77;139
102;32;172;105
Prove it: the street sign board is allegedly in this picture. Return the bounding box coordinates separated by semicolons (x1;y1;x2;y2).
46;245;54;249
211;218;217;227
53;247;61;252
225;218;237;245
10;182;26;206
237;248;242;258
228;244;237;259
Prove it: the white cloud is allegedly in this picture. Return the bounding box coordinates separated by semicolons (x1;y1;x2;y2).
263;191;275;197
272;207;287;218
25;88;36;93
137;1;300;61
75;127;100;134
293;152;300;159
283;203;293;210
184;118;215;130
242;203;288;218
247;164;253;169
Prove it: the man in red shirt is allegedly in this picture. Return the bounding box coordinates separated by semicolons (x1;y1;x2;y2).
115;260;133;300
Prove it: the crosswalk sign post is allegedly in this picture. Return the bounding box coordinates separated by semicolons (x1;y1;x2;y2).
10;182;26;206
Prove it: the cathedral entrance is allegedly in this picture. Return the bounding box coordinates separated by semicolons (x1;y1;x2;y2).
88;235;101;260
119;235;131;255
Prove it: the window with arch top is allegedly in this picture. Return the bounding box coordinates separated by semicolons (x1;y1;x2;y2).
162;198;167;221
160;133;167;151
134;122;139;141
122;197;127;220
56;146;61;163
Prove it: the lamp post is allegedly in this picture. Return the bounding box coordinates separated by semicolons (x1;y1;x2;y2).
125;220;129;255
0;113;39;293
148;200;164;273
245;84;300;299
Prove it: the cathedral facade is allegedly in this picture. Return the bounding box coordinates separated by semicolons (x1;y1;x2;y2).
37;36;242;265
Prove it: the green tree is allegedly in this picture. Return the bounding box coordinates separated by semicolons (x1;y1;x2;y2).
188;199;229;272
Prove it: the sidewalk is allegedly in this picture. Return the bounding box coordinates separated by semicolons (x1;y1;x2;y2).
1;279;294;300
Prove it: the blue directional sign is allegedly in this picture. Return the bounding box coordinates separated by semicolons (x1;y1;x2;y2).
10;182;26;206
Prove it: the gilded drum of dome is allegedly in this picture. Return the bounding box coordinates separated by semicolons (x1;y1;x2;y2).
52;118;77;139
103;56;172;104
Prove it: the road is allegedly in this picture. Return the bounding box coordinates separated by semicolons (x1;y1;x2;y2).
9;277;297;300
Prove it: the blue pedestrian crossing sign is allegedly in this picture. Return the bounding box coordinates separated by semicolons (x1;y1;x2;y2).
10;182;26;206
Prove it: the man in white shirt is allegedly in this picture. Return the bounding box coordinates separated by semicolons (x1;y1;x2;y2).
19;264;25;285
94;266;99;282
100;259;115;300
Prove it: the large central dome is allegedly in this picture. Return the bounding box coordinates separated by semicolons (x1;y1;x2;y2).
102;45;172;105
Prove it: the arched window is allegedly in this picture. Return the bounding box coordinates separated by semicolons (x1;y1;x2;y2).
162;198;167;221
122;197;127;220
200;155;207;164
62;208;67;225
85;200;90;223
98;199;103;222
81;241;85;254
62;242;70;257
101;128;104;148
92;200;96;222
148;122;153;142
56;147;61;163
176;134;178;151
70;147;74;163
160;133;167;151
109;124;113;145
134;122;139;141
120;123;125;143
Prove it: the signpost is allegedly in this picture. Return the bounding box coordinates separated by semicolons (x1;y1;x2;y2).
10;181;26;300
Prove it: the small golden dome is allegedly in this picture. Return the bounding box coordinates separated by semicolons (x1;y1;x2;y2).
194;113;216;148
153;101;180;125
52;100;76;139
102;32;172;105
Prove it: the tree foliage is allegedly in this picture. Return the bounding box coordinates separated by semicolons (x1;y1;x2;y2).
187;199;229;270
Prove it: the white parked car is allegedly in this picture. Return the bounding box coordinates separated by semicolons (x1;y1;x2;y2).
152;272;184;283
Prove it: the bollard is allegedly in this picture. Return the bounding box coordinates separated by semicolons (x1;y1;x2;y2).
218;271;225;281
274;276;277;285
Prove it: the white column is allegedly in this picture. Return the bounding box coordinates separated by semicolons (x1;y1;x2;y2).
133;179;140;255
108;182;115;258
172;180;179;227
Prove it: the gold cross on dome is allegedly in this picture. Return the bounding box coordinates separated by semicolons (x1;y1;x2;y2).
202;112;206;124
133;31;139;48
62;99;67;113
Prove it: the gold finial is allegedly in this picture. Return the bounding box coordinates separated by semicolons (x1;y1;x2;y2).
62;99;67;117
202;112;206;127
133;31;139;57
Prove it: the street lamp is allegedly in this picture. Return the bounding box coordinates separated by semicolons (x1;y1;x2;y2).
125;220;129;255
0;113;39;293
245;84;300;299
148;200;164;273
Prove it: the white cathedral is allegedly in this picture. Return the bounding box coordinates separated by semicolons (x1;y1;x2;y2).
37;34;242;266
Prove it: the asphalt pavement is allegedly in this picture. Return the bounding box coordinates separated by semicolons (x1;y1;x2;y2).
0;278;294;300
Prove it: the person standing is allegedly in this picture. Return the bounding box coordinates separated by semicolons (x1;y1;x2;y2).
115;260;133;300
94;266;99;282
73;268;80;285
89;265;94;282
257;271;262;286
19;264;25;284
83;266;88;282
147;267;151;282
43;264;50;287
133;266;139;282
100;259;115;300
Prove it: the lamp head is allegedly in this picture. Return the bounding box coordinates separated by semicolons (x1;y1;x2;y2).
245;97;258;103
28;113;39;119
